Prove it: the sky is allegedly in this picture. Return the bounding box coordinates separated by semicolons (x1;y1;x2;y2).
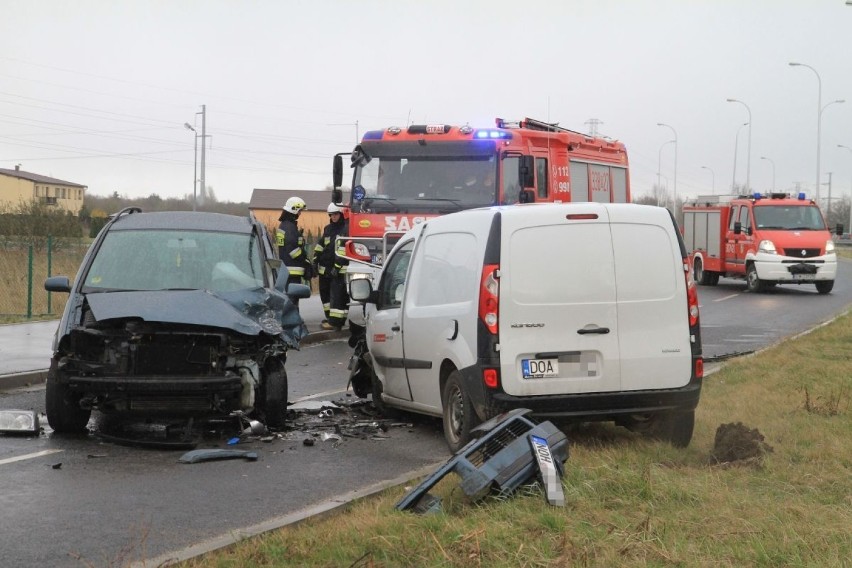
1;0;851;206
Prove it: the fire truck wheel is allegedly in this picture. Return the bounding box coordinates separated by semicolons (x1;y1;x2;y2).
815;280;834;295
709;272;720;285
693;258;706;284
746;264;765;293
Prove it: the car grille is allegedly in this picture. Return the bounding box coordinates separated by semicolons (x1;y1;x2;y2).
783;248;820;258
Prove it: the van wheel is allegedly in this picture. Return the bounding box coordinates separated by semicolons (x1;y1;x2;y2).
654;410;695;448
746;264;765;293
257;358;288;429
442;371;480;453
815;280;834;295
45;365;91;434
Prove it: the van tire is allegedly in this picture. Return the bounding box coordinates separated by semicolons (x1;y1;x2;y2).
442;371;481;452
746;264;765;293
45;366;91;434
815;280;834;295
655;410;695;448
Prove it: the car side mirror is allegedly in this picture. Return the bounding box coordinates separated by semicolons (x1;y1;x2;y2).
44;276;71;293
836;223;844;236
333;155;343;189
349;278;374;303
286;283;311;300
733;222;742;235
518;155;535;188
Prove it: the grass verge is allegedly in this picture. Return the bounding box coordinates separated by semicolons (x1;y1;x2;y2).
180;310;851;567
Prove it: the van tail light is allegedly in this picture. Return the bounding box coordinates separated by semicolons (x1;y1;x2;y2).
483;368;499;389
695;358;704;379
684;260;699;328
478;264;499;335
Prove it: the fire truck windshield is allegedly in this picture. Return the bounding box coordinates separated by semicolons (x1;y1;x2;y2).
753;205;826;231
351;155;497;213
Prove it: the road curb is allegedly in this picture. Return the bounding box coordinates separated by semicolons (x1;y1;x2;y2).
0;329;348;393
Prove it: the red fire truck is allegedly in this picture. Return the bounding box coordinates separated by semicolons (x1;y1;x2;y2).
330;117;630;266
682;192;841;294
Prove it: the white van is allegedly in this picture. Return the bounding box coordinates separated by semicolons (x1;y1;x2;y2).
349;203;703;451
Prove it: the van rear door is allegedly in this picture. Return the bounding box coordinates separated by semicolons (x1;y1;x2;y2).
498;204;622;396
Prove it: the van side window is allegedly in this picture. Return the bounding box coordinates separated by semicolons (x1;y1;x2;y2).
377;240;414;309
408;232;478;307
535;158;548;199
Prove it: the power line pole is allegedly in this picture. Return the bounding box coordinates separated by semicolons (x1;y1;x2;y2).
200;105;206;205
585;118;603;136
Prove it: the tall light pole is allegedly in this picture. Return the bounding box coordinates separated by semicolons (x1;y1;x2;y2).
183;123;198;211
839;144;852;234
727;99;752;192
789;62;823;203
732;122;748;193
701;165;715;195
657;123;678;210
760;156;775;192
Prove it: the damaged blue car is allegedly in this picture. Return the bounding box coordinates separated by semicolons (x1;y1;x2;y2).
44;207;310;433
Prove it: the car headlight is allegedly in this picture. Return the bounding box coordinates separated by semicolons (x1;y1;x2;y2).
825;240;835;253
758;240;777;254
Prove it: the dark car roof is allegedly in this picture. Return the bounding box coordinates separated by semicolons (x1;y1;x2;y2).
109;211;255;234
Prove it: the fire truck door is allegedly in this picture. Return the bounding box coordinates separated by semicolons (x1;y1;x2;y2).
728;205;752;273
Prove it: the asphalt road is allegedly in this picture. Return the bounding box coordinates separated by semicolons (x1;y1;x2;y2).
0;259;849;566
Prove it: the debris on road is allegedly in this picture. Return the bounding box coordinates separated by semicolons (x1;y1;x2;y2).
0;409;39;435
396;409;569;514
710;422;774;466
179;448;259;464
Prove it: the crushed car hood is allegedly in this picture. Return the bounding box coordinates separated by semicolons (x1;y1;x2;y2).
83;288;308;348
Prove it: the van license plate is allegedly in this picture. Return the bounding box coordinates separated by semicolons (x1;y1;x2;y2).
522;358;558;379
792;273;815;281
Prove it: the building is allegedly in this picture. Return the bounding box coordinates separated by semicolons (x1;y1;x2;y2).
0;165;86;215
248;188;349;237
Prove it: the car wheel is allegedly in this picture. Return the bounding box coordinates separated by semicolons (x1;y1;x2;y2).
815;280;834;295
746;264;765;293
45;364;91;434
654;410;695;448
258;358;288;429
441;370;480;453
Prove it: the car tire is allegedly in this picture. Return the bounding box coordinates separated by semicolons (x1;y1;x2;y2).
815;280;834;295
258;358;288;429
45;364;91;434
654;410;695;448
441;370;481;453
746;264;765;293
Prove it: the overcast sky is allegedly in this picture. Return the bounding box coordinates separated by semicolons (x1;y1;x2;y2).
1;0;851;205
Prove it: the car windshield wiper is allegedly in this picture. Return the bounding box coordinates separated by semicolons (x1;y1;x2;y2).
361;196;401;212
414;197;463;210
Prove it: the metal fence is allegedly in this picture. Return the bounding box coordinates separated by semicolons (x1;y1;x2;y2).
0;237;89;320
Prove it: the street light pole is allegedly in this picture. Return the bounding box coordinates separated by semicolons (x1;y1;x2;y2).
727;99;752;192
760;156;775;192
732;122;748;193
657;139;675;205
789;62;823;204
183;123;198;211
657;123;678;211
701;165;715;195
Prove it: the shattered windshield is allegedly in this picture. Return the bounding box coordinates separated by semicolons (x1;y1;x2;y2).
754;205;826;231
352;155;497;212
83;230;265;293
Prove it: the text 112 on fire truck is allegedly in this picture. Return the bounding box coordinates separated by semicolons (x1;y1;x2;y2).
329;117;631;271
682;192;843;295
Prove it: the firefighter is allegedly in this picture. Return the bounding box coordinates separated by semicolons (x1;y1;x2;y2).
326;206;350;330
312;203;347;324
276;196;311;290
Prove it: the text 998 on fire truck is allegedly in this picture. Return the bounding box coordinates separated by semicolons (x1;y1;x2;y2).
682;192;843;295
328;117;631;310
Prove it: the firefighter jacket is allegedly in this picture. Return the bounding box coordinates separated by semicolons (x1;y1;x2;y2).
276;211;310;280
312;216;347;277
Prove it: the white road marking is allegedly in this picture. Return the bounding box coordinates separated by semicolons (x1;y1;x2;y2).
0;449;63;466
714;294;740;302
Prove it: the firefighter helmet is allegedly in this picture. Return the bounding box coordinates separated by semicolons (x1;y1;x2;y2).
283;197;306;214
327;203;343;214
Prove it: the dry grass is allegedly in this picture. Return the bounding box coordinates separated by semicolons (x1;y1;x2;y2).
181;311;852;567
